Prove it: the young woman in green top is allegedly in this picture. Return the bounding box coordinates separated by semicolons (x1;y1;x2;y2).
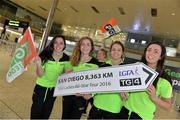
88;41;125;119
61;36;103;119
119;41;172;119
30;35;70;119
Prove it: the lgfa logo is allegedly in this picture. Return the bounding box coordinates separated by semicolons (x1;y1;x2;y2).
119;67;139;76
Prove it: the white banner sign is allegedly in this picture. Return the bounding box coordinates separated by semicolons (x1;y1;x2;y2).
54;63;158;96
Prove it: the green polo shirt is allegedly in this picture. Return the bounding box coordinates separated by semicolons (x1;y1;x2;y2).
73;62;99;72
124;77;172;119
36;53;71;88
93;59;123;113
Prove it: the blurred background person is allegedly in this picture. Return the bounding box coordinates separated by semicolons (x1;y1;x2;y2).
96;48;108;62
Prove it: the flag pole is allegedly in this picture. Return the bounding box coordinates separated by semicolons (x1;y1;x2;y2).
39;0;59;52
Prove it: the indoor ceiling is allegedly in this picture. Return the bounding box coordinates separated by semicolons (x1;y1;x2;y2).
10;0;180;39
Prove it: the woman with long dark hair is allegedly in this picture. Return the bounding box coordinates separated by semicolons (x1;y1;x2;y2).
30;35;70;119
119;41;172;119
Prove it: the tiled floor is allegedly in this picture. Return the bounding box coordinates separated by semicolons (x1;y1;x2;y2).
0;45;180;119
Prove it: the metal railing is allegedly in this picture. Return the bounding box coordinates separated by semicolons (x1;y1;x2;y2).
0;39;18;56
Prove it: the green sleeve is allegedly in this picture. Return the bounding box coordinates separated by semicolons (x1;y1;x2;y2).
157;78;172;98
64;61;73;71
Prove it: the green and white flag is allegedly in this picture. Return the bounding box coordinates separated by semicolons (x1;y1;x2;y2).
6;27;37;83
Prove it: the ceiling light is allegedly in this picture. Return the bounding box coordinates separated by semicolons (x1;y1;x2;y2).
74;30;77;33
130;38;135;43
6;29;22;35
141;40;146;44
132;18;141;31
133;24;140;31
144;26;150;32
48;36;53;40
166;47;177;57
66;40;76;45
171;13;175;16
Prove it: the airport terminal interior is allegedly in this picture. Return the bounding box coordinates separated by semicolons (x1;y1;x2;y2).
0;0;180;119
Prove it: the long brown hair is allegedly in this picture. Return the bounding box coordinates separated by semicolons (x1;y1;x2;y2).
70;36;94;66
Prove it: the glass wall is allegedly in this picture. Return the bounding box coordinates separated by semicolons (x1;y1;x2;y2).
125;32;180;58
